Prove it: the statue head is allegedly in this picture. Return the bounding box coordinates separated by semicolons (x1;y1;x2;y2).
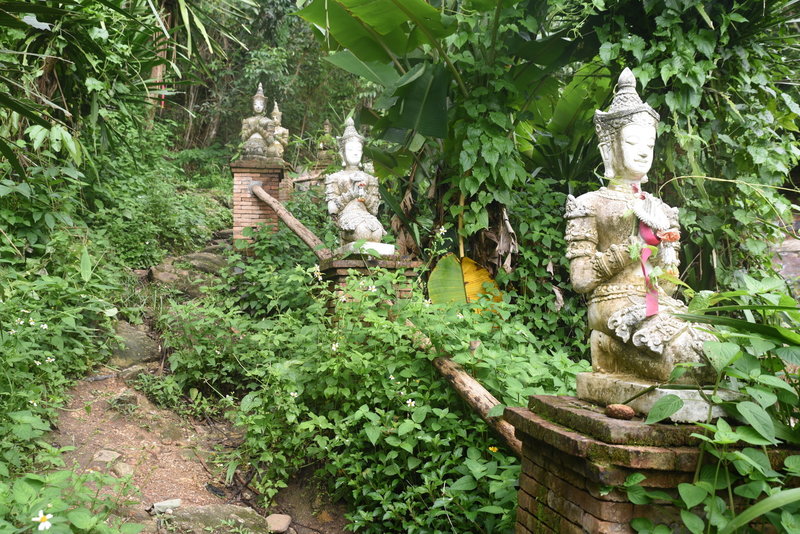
252;83;266;115
338;117;365;168
594;68;659;183
271;101;282;124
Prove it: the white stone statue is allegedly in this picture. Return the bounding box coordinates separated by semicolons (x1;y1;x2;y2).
239;84;288;162
325;118;393;256
566;68;718;419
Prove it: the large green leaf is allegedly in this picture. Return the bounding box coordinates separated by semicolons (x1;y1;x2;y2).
677;313;800;346
339;0;454;41
428;253;465;304
296;0;410;62
393;63;449;138
324;50;399;86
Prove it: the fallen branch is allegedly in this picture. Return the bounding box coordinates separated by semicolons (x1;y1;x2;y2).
250;185;332;261
406;321;522;457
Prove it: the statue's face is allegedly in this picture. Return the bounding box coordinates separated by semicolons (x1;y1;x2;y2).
615;123;656;180
253;99;265;114
344;139;363;166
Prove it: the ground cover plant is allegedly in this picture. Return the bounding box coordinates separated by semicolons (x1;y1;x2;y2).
616;274;800;533
158;235;588;532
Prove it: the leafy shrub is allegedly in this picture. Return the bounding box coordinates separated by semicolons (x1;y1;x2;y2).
160;265;587;533
624;275;800;533
0;231;120;477
87;119;231;269
222;187;337;317
0;470;141;534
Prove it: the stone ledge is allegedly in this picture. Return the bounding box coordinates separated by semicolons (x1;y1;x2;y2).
319;256;422;271
528;395;701;446
504;406;700;472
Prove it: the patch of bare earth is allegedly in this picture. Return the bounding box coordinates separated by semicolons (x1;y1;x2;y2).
50;363;348;533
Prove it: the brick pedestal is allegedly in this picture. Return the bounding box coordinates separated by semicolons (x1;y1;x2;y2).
506;396;794;533
321;256;421;309
505;396;702;533
231;158;285;241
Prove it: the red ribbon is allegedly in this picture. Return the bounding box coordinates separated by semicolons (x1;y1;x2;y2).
639;221;661;317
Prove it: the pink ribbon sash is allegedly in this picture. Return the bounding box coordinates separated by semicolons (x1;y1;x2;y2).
638;221;661;317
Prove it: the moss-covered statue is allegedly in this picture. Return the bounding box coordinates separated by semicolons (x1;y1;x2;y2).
566;68;715;394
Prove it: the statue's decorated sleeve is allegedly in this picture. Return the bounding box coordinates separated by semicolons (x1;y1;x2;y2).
565;194;597;260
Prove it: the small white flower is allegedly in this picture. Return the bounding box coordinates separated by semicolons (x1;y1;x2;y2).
456;312;464;319
39;323;48;330
29;400;37;407
8;329;16;335
15;318;24;325
423;299;432;307
436;227;446;236
406;399;416;407
33;360;41;366
289;392;298;398
339;294;348;303
331;342;339;352
399;390;406;396
32;510;53;531
21;309;30;314
45;357;55;363
367;285;377;293
28;319;35;326
311;265;323;281
389;375;395;381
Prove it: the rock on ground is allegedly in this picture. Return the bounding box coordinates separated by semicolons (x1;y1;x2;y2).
109;322;160;369
165;504;273;533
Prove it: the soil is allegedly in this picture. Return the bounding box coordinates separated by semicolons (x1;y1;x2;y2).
50;363;348;534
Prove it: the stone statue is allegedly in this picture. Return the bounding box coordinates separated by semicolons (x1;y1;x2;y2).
240;83;273;160
325;118;393;256
271;102;289;160
317;119;336;164
239;84;288;162
566;68;716;410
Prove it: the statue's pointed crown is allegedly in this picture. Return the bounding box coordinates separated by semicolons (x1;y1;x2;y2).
338;117;365;148
252;82;266;113
594;68;659;145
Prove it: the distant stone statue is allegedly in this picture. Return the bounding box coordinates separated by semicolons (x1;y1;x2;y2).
271;102;289;161
240;83;273;160
325;118;393;256
316;119;336;164
566;68;715;398
239;84;288;162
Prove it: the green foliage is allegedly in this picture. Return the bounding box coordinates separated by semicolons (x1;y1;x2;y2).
590;0;800;288
0;233;121;477
159;260;586;532
222;188;337;317
0;469;141;534
626;275;800;532
87;119;232;268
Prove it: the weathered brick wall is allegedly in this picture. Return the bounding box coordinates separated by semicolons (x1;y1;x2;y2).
320;257;422;312
505;397;696;534
231;159;284;241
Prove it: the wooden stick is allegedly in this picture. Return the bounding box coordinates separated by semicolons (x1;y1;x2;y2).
406;321;522;457
251;185;332;261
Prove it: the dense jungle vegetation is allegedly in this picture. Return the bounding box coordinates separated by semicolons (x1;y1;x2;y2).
1;0;800;532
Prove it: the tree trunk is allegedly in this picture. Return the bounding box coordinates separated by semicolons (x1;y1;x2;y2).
405;321;522;457
431;356;522;457
251;185;332;261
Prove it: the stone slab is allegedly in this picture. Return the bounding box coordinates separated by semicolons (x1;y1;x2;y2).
334;241;396;257
230;158;286;171
319;257;422;270
528;395;701;446
504;406;700;472
575;372;731;423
